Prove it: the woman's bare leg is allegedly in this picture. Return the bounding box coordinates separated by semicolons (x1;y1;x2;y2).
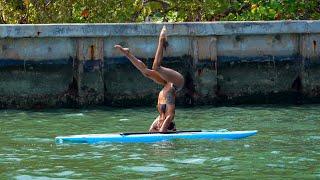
152;26;166;71
114;45;166;85
152;26;185;89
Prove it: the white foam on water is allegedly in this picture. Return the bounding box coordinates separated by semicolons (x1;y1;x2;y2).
5;157;22;162
119;118;130;121
92;144;113;149
272;139;286;143
17;169;27;172
288;156;317;164
119;163;168;173
11;136;52;143
35;168;51;172
307;136;320;140
130;166;168;173
219;164;238;171
54;171;75;176
68;153;87;159
127;153;144;160
297;157;317;162
271;151;280;154
54;166;64;168
266;164;285;168
15;175;66;180
111;154;121;159
173;158;207;164
63;113;84;117
211;156;233;162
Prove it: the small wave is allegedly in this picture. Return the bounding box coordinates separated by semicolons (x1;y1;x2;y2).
34;168;51;172
50;153;104;160
54;170;75;176
272;139;286;143
68;153;87;159
17;169;27;172
119;118;130;121
307;136;320;140
211;156;233;162
127;153;144;160
219;164;239;171
130;166;168;173
15;175;63;180
4;157;22;162
91;144;113;148
266;163;285;168
271;151;280;154
12;137;52;143
244;144;251;148
119;163;168;172
297;157;317;162
173;158;207;164
63;113;84;117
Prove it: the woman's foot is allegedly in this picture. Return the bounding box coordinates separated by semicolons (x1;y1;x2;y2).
160;26;168;49
114;45;130;54
160;25;167;41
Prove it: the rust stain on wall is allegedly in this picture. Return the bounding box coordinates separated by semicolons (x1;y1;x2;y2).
90;45;95;60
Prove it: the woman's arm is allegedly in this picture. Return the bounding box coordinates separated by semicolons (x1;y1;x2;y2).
159;106;175;132
149;115;161;132
159;115;174;132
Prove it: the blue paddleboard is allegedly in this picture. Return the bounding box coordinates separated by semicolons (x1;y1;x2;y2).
55;130;257;144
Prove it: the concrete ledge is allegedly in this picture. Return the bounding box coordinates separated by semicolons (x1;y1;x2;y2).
1;21;320;38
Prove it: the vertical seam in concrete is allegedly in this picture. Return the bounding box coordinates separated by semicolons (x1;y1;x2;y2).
99;37;105;104
209;36;217;72
76;38;82;105
297;34;303;79
192;36;198;69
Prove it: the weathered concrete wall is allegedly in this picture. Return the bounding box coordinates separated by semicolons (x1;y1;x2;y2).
0;21;320;108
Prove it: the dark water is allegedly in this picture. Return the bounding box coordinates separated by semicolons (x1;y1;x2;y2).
1;105;319;179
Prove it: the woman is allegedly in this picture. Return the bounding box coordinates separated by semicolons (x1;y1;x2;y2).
114;26;184;132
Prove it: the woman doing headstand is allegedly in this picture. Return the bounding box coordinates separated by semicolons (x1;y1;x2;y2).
114;26;184;132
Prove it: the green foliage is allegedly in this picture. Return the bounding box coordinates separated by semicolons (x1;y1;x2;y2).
0;0;319;24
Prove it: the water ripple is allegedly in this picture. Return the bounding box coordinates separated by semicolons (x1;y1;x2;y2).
2;105;320;178
119;118;130;121
119;163;168;172
307;136;320;140
172;158;207;164
15;175;68;180
211;156;233;162
63;113;84;117
127;153;144;160
271;151;280;154
54;171;75;176
12;137;52;143
266;164;285;168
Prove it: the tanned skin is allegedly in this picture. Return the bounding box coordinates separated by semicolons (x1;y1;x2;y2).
114;26;184;132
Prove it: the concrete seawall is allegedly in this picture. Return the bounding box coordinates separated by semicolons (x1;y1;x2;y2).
0;21;320;108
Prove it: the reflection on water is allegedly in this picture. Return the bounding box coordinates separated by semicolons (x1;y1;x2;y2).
0;105;320;179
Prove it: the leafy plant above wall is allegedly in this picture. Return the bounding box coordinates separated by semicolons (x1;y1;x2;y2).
0;0;319;24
